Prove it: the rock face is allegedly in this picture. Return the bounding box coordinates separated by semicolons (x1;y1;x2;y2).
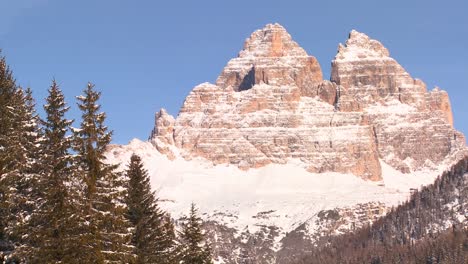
150;109;176;160
332;30;464;172
149;24;465;181
215;24;323;93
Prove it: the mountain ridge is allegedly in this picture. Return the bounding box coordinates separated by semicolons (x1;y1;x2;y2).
107;24;467;263
149;23;465;180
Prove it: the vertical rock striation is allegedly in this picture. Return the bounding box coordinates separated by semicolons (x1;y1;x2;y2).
149;24;466;181
331;30;464;172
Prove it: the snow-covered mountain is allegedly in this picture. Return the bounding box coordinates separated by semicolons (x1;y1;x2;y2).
106;24;467;263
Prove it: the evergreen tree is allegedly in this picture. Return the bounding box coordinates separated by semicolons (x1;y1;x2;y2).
1;86;43;262
296;156;468;264
125;154;176;264
0;52;17;176
29;80;85;263
14;87;44;261
179;203;213;264
72;82;134;263
162;213;178;261
0;52;18;261
0;53;43;262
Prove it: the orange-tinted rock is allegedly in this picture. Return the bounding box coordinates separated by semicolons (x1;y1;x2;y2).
332;30;427;111
332;30;463;171
149;109;176;160
216;23;323;92
426;87;454;127
149;24;466;181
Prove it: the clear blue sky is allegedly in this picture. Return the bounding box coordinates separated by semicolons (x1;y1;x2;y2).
1;0;467;144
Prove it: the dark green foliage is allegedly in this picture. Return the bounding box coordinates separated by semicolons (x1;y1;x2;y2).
10;88;45;261
1;84;43;262
0;53;46;262
0;52;18;260
125;154;176;264
179;203;213;264
297;228;468;264
0;52;18;177
0;62;182;263
73;83;134;263
27;80;87;264
297;157;468;264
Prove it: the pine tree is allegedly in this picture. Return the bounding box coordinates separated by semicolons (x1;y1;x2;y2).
14;87;45;261
0;85;44;262
0;53;43;262
179;203;213;264
73;82;134;263
28;80;85;263
125;154;177;264
0;52;17;176
0;52;18;261
162;213;178;261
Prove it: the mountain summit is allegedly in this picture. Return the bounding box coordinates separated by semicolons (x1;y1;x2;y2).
148;23;465;181
215;23;323;92
107;24;467;264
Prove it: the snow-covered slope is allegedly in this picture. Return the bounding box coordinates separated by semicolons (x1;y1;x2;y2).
108;139;446;233
106;140;460;256
107;24;467;263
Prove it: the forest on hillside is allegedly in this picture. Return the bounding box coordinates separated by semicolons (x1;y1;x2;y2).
0;53;213;264
297;157;468;264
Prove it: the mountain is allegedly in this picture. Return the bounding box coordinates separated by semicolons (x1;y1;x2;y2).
296;157;468;264
106;24;467;263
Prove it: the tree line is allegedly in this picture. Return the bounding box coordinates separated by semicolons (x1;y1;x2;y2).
0;53;213;263
296;157;468;264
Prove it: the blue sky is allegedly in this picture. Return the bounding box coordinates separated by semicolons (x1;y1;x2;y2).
1;0;467;144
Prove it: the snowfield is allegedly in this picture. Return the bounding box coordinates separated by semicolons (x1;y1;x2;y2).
106;139;447;241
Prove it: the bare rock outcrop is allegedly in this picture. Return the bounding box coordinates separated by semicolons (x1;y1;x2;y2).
331;30;464;172
216;23;323;93
149;24;465;180
149;109;176;160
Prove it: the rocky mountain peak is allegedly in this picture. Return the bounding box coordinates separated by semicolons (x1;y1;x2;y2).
149;108;175;159
215;23;322;91
110;24;468;264
238;23;308;58
149;24;466;181
335;30;390;62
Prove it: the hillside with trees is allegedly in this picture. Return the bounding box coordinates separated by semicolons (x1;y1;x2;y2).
0;53;212;264
297;157;468;264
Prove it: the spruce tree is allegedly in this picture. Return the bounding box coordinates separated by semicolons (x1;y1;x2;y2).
179;203;213;264
0;52;17;261
0;52;17;176
0;86;44;262
73;82;134;263
125;154;177;264
162;213;178;261
0;54;43;262
29;80;85;263
14;87;45;261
